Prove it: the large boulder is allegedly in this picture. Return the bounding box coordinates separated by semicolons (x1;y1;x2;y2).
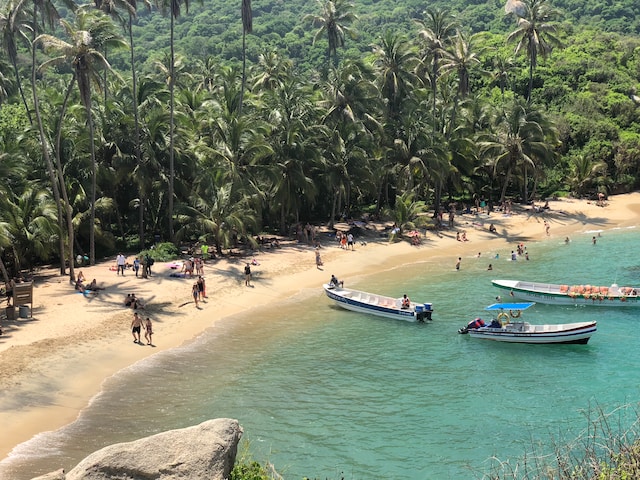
63;418;242;480
31;469;65;480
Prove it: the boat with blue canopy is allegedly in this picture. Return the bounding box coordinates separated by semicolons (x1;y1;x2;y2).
458;302;596;344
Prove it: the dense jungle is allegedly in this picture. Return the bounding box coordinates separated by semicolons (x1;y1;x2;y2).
0;0;639;279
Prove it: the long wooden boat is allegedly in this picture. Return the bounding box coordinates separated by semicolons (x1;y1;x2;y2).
323;284;433;322
459;302;596;344
492;279;640;307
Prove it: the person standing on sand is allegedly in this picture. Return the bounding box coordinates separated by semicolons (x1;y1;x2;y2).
143;317;153;345
315;248;323;268
192;283;200;308
544;220;550;236
455;257;461;270
197;276;205;301
131;312;143;343
244;263;252;286
116;253;126;275
133;257;140;277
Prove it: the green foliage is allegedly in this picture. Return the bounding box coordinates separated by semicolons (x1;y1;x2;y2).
0;104;29;138
229;461;270;480
138;242;178;262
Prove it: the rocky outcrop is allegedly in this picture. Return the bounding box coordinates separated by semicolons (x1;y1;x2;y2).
33;418;242;480
31;469;65;480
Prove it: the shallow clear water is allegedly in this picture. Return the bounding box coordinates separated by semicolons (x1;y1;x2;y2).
2;227;640;479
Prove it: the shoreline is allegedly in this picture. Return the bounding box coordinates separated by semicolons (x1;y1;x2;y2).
2;193;640;462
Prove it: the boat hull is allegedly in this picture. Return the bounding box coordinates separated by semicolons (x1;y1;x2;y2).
492;279;640;307
467;321;596;344
323;285;432;322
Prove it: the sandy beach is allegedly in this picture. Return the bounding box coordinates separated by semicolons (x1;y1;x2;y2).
2;192;640;462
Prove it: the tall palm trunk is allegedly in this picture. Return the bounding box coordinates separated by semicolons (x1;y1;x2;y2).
31;9;67;276
239;0;252;115
55;78;78;281
87;101;97;265
527;61;533;103
168;13;175;242
130;14;144;248
11;59;33;125
76;63;98;265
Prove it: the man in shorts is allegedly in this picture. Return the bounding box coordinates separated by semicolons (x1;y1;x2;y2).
347;233;355;251
131;312;143;344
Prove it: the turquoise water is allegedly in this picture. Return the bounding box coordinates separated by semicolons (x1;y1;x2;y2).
2;227;640;479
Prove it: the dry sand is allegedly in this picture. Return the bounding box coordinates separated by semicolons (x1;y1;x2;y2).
2;192;640;460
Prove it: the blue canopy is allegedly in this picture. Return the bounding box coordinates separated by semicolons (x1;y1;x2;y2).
485;302;535;311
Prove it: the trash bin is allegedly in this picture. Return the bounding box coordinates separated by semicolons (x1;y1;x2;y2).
5;306;16;320
19;305;29;318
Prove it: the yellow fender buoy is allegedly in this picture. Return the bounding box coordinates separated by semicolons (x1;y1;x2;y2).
510;310;521;319
497;312;510;326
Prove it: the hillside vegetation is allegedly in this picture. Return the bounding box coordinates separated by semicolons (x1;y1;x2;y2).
0;0;638;278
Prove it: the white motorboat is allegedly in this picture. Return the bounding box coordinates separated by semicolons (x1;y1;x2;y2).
458;302;596;344
323;284;433;322
492;279;640;307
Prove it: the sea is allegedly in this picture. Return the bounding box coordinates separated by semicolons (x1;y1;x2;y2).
2;226;640;480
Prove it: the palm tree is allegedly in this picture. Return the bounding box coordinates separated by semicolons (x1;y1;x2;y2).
251;49;292;92
304;0;357;71
478;99;556;203
176;184;258;256
156;0;195;243
415;8;457;136
371;31;418;122
239;0;252;115
0;0;33;123
122;0;151;248
2;186;59;274
384;191;430;239
319;59;379;128
28;0;76;277
260;79;325;233
92;0;135;104
439;30;481;137
567;154;607;197
37;6;127;265
506;0;561;102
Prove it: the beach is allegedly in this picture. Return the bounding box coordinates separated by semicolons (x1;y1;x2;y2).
2;192;640;463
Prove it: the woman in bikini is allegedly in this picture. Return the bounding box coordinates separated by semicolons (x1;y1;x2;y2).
143;317;153;345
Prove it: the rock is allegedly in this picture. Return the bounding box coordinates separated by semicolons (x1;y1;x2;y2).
65;418;242;480
30;469;65;480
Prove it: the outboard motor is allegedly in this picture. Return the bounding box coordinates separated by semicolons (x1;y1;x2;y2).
459;317;484;334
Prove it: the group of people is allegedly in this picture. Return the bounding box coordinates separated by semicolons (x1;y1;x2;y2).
124;293;145;309
336;231;355;250
181;257;204;278
130;312;153;345
115;253;154;278
456;231;468;242
74;271;102;294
